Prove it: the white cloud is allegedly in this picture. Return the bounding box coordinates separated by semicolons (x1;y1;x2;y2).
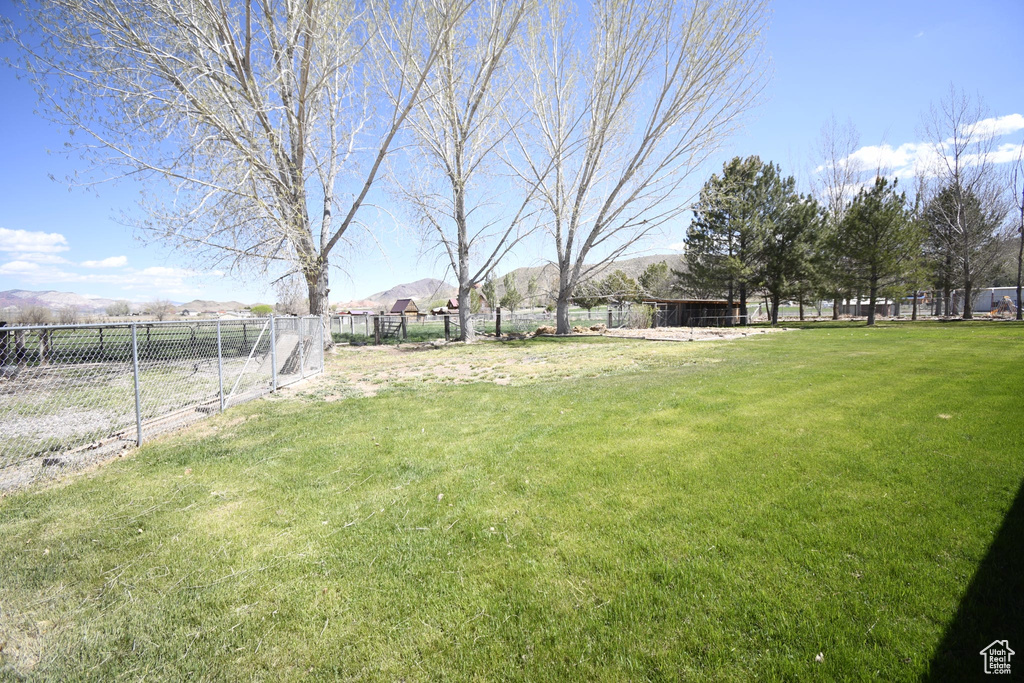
914;30;924;39
15;252;72;265
989;142;1024;165
667;242;687;252
820;113;1024;184
0;260;47;276
844;141;939;178
81;255;128;268
139;266;198;278
0;260;207;298
0;228;70;254
964;114;1024;141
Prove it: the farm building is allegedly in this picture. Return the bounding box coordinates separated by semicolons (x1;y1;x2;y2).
642;298;745;326
390;298;420;316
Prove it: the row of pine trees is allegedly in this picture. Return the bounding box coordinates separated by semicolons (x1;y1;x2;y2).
676;155;1014;325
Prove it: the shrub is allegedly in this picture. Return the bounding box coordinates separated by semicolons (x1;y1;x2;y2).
627;304;654;329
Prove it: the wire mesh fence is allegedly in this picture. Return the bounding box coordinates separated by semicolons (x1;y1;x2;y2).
328;309;622;344
0;316;324;479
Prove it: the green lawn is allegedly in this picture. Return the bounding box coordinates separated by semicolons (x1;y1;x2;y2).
1;323;1022;680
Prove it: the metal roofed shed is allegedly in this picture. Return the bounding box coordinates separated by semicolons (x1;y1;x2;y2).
389;298;420;316
642;298;746;327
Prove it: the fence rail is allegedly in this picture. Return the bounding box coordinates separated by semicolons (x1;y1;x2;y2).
0;316;324;476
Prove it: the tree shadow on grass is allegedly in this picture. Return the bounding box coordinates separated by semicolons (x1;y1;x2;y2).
924;480;1024;681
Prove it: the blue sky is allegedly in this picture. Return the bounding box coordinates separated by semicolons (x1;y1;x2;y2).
1;0;1022;305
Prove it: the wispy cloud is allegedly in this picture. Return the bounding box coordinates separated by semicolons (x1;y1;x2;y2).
16;252;72;265
914;30;925;39
81;255;128;268
0;226;218;297
667;242;686;252
0;259;213;297
0;227;70;254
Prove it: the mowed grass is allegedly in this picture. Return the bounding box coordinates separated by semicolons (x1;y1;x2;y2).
1;324;1022;680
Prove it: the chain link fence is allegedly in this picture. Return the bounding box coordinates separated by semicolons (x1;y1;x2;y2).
0;316;324;483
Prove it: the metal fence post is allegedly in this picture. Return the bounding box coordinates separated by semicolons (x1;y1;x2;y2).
131;323;143;446
270;315;278;392
299;318;306;379
216;320;225;412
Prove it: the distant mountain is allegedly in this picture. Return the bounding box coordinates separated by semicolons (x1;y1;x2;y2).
336;278;456;311
0;290;254;316
492;254;684;302
332;256;684;312
0;289;122;313
176;299;248;313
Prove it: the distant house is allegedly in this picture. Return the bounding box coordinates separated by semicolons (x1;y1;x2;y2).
390;298;420;317
429;297;460;315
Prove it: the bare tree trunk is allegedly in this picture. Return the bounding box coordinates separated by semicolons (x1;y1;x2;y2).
833;293;840;320
961;248;974;319
867;275;878;326
739;283;747;326
305;259;331;346
458;284;476;343
798;295;804;321
555;293;571;334
727;279;735;326
555;265;572;334
770;294;780;326
912;290;918;321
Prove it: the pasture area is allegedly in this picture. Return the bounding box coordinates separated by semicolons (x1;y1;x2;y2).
0;323;1021;680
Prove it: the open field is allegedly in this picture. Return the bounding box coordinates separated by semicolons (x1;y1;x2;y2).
1;322;1022;680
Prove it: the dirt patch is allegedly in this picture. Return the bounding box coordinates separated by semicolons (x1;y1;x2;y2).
0;612;50;675
603;327;790;342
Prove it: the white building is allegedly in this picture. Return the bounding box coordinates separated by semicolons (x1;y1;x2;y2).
972;287;1020;314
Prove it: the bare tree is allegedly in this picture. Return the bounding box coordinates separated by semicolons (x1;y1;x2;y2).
57;305;79;325
512;0;768;333
275;275;309;315
105;300;130;317
394;0;535;341
7;0;464;338
809;116;866;318
1010;141;1024;320
17;305;51;326
811;116;866;224
920;87;1011;319
147;300;176;321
